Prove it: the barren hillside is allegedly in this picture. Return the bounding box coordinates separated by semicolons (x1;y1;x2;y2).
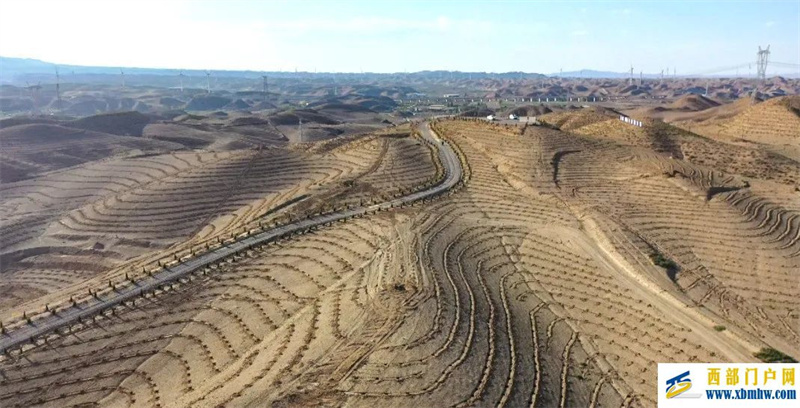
0;112;797;408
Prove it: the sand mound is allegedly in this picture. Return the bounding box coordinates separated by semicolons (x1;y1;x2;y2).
229;116;270;126
508;105;553;117
312;102;376;113
226;99;251;110
298;127;344;142
0;123;181;182
0;116;59;129
185;95;232;111
159;97;185;109
142;123;234;149
270;109;339;126
250;100;278;110
720;95;800;141
669;94;721;111
63;100;108;116
67;111;152;136
354;96;397;112
539;109;616;130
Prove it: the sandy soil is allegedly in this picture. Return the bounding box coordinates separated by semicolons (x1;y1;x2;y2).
1;100;797;408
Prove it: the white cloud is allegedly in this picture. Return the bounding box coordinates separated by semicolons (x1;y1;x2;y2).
765;21;777;27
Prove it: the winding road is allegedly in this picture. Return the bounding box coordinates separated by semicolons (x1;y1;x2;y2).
0;121;462;355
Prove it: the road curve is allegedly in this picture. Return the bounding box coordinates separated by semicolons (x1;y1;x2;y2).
0;121;462;355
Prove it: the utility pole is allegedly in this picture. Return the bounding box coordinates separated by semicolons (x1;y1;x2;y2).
262;75;268;103
120;69;125;90
756;45;770;81
640;71;643;86
179;71;185;93
55;66;61;104
205;71;211;94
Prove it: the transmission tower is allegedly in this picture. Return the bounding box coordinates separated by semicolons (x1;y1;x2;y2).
205;71;211;93
756;45;770;80
179;70;185;93
629;65;634;86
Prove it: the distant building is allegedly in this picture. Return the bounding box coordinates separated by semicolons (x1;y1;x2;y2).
508;114;518;120
443;94;460;98
486;115;495;121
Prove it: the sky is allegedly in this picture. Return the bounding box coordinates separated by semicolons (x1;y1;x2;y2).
1;0;798;75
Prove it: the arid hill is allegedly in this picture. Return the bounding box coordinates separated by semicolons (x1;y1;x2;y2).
1;73;799;408
186;96;232;111
67;111;153;136
668;94;721;111
0;123;181;183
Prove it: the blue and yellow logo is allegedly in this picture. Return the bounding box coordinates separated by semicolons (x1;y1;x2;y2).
666;371;692;399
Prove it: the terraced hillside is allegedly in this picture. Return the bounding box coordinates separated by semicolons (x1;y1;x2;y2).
1;117;797;408
0;124;436;312
672;95;800;164
697;96;800;143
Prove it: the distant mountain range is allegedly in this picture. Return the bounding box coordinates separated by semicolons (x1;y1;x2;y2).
3;57;794;85
0;56;546;84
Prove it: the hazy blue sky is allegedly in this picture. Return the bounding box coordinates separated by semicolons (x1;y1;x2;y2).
1;0;798;74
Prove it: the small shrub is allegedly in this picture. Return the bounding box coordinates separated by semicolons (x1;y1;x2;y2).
754;347;798;363
713;325;726;332
650;251;678;271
